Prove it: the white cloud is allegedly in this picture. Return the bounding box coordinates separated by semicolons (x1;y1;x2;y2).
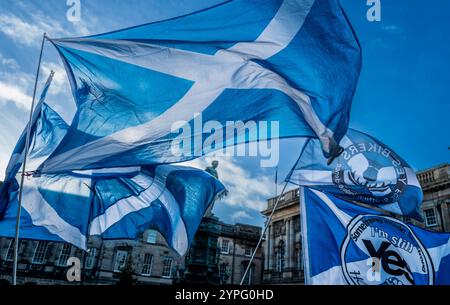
0;52;19;70
0;81;32;110
0;14;43;46
231;210;252;222
0;12;93;47
0;58;34;110
41;61;70;96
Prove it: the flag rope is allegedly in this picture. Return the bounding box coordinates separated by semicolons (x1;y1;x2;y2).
12;33;48;285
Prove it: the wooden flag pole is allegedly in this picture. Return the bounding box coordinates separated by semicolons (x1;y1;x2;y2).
12;33;47;286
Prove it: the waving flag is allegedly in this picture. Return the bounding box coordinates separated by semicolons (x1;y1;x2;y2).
0;72;62;219
301;188;450;285
88;165;225;255
287;129;423;220
39;0;361;174
0;165;225;254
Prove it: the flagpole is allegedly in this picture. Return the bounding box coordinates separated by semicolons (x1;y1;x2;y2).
240;179;290;285
12;33;47;286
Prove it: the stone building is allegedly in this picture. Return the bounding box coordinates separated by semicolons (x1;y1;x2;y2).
261;163;450;284
0;229;182;285
217;222;263;285
261;188;303;284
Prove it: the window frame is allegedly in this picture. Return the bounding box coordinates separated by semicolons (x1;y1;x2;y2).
113;249;129;272
56;244;72;267
141;253;153;276
275;241;285;272
162;256;173;278
4;239;16;262
219;262;228;283
424;208;438;227
146;230;158;244
32;241;49;265
84;248;97;270
220;239;230;254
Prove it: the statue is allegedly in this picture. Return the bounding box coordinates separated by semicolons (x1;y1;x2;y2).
205;160;219;179
204;160;221;217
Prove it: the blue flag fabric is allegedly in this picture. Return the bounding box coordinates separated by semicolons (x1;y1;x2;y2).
88;165;226;254
301;188;450;285
0;165;225;255
287;129;423;220
39;0;361;174
0;73;59;219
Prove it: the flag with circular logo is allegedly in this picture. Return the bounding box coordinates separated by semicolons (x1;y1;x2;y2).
301;188;450;285
288;129;423;220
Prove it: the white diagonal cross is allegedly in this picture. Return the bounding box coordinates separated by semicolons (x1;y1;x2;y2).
42;0;335;173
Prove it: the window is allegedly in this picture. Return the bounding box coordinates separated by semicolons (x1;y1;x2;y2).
32;241;48;264
113;250;128;272
402;216;412;224
279;195;285;202
57;244;72;266
276;241;285;272
219;263;228;283
221;240;230;254
244;247;253;257
146;230;157;244
85;248;97;269
424;209;437;227
141;254;153;276
4;239;19;262
162;256;173;278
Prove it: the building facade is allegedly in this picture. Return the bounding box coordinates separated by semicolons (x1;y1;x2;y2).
415;163;450;232
0;220;262;285
217;222;263;285
0;229;183;285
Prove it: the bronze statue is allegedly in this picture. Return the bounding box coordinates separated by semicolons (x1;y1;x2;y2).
205;160;219;179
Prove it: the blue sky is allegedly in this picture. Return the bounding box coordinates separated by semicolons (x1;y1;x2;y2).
0;0;448;228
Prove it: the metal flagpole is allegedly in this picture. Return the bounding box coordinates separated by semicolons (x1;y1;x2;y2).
240;179;290;285
12;33;47;285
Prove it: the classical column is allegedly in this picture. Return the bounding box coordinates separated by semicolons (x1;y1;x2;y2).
289;217;295;269
285;219;290;269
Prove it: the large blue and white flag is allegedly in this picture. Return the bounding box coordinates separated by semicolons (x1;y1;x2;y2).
0;165;225;255
0;72;62;219
39;0;361;173
287;129;423;220
301;188;450;285
88;165;226;254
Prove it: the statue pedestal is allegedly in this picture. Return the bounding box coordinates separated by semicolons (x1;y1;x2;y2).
178;216;221;284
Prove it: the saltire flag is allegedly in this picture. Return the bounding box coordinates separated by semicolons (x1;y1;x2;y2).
0;77;225;255
287;129;423;220
0;165;225;255
301;188;450;285
0;72;62;219
39;0;361;174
